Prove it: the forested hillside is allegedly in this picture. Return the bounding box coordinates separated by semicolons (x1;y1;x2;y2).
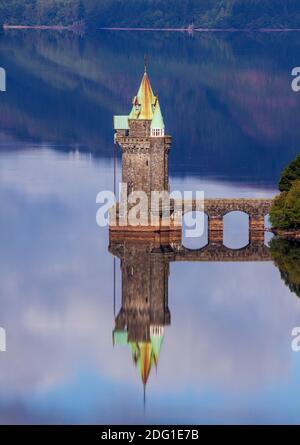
1;29;299;181
1;0;300;29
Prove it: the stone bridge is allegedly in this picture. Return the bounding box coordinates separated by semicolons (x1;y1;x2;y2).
176;198;273;233
110;198;274;256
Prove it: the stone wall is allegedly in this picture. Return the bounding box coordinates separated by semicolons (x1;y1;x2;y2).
116;120;171;215
128;119;151;137
150;137;169;192
122;149;150;196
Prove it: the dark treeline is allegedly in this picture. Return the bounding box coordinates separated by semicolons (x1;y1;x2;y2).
1;0;300;28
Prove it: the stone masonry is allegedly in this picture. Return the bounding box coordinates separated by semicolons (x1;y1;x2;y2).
112;239;171;344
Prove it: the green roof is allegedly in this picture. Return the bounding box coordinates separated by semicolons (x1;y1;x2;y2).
114;328;166;386
150;334;164;360
113;330;128;345
128;105;139;120
114;115;129;130
150;100;165;129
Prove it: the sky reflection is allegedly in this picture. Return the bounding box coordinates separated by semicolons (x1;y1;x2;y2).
0;149;300;424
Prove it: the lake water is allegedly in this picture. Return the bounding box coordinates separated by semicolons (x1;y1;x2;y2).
0;30;300;425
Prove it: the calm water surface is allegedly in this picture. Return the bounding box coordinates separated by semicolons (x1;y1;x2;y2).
0;30;300;424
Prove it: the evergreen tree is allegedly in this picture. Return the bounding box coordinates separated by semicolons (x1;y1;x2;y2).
270;180;300;230
279;154;300;192
269;191;289;229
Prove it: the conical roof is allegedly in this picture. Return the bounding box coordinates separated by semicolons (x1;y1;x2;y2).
129;71;157;121
150;333;164;366
150;99;165;130
115;68;166;130
137;72;155;120
136;342;152;385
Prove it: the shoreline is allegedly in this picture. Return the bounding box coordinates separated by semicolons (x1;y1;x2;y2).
3;24;300;33
97;26;300;33
3;25;71;30
2;22;85;34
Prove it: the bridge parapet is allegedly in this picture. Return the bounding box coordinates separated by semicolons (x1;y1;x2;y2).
180;198;273;218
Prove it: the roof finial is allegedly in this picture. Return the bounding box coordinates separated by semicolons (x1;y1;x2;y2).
144;54;148;73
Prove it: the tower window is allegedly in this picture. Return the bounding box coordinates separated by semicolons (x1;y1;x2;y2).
151;128;164;137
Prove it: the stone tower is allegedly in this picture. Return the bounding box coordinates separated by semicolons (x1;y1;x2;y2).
113;68;172;229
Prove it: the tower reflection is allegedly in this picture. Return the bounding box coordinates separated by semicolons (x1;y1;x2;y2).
109;232;181;393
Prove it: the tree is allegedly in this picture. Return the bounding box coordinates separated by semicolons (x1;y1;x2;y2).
279;154;300;192
270;154;300;231
270;180;300;230
270;237;300;298
285;179;300;228
269;190;289;229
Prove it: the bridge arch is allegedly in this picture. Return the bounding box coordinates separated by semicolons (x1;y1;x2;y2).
182;211;209;250
223;211;250;249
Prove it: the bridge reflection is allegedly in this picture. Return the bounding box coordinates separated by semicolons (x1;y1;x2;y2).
160;241;271;262
110;229;271;263
109;229;271;397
